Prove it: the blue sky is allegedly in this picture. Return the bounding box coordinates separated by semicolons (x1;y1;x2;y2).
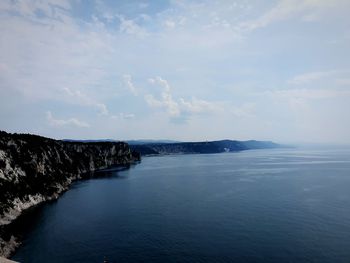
0;0;350;143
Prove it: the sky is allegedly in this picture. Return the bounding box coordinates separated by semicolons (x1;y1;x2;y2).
0;0;350;144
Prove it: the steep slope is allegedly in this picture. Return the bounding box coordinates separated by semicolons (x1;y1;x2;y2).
0;131;140;257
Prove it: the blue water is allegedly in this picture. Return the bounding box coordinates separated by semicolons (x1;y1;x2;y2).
12;148;350;263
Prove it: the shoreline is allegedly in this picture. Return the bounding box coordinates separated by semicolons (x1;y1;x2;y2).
0;163;138;259
0;131;141;258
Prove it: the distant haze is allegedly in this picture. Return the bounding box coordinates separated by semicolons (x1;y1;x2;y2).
0;0;349;144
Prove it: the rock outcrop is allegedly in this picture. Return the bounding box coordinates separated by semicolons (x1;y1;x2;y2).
0;131;140;257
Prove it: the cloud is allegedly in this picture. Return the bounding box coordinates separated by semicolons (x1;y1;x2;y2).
63;88;108;115
1;1;350;143
239;0;349;31
122;74;138;96
253;87;350;117
288;69;350;85
145;94;180;117
179;97;223;114
117;15;148;37
288;70;336;85
148;76;171;91
0;0;115;108
139;3;149;9
164;20;176;29
145;77;179;116
0;0;71;18
46;111;90;128
145;77;222;119
111;113;135;120
265;88;350;112
231;103;256;117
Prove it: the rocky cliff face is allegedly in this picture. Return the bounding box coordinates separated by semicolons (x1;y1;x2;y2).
0;131;140;257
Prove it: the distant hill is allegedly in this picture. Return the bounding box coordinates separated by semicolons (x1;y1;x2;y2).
63;139;181;145
63;139;118;143
126;140;181;145
130;140;283;156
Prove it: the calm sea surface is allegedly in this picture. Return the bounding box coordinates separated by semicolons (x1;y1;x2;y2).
12;148;350;263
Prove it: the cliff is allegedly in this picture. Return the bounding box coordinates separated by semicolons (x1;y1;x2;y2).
130;140;282;156
0;131;140;257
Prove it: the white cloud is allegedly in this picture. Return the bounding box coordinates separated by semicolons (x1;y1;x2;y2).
139;3;149;9
148;76;171;92
46;111;90;128
240;0;349;31
0;0;71;18
145;77;180;116
145;94;180;117
179;97;223;114
164;20;176;29
288;69;350;85
266;88;350;110
0;0;115;108
111;113;135;120
63;88;108;115
118;15;148;37
122;74;138;96
1;1;350;143
231;103;256;117
145;77;222;119
139;14;151;21
288;70;336;85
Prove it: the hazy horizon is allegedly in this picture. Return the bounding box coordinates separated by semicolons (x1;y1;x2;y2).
4;129;350;148
1;0;350;144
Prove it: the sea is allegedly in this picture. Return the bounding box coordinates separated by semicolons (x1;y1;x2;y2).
11;148;350;263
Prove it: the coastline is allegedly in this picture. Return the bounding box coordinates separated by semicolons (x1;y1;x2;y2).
0;131;141;258
0;163;139;258
0;132;282;259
